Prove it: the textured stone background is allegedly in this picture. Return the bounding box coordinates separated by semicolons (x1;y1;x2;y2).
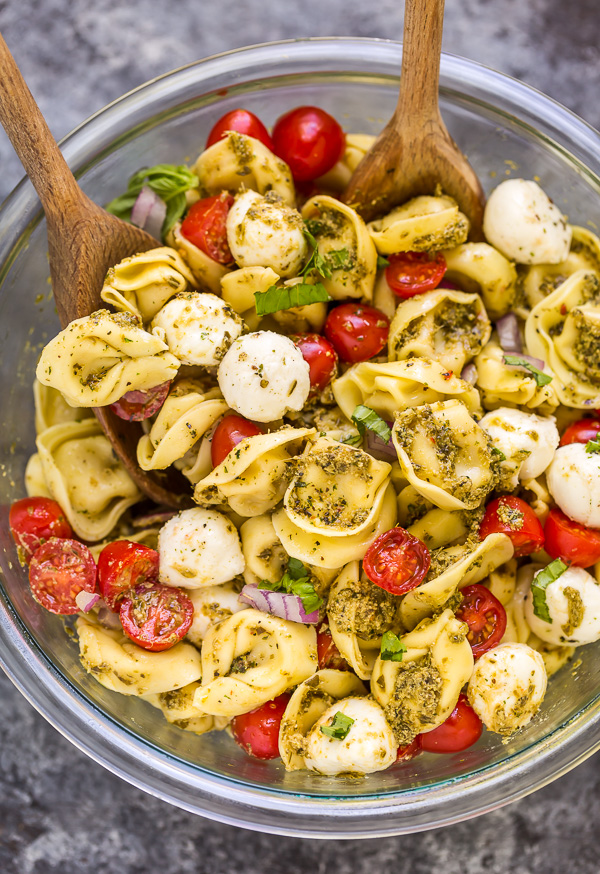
1;0;600;870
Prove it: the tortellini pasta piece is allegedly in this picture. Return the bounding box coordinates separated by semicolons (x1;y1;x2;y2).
315;133;376;190
100;246;198;322
387;288;491;373
301;195;378;301
194;608;317;717
486;558;518;607
36;420;141;541
525;269;600;408
143;683;230;736
443;242;518;320
474;341;559;412
392;399;494;511
406;506;470;550
371;609;474;744
33;380;93;434
240;513;288;587
520;225;600;310
166;222;231;294
367;195;469;255
186;584;248;646
24;452;52;499
220;266;280;330
36;309;180;408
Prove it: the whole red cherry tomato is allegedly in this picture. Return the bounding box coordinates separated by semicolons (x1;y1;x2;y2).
316;620;349;671
230;693;291;759
291;333;338;394
324;303;390;363
479;495;544;557
211;415;262;468
272;106;345;182
395;736;422;762
205;109;274;151
119;582;193;652
97;540;160;611
28;538;97;615
419;694;482;753
363;527;431;596
559;418;600;447
180;192;234;264
544;508;600;567
385;251;447;298
9;496;73;564
110;380;171;422
455;583;507;659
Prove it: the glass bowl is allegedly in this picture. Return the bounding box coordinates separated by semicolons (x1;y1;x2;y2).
1;38;600;839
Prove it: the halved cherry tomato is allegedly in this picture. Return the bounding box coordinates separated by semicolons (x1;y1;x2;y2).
230;693;291;759
9;496;73;564
324;303;390;363
205;109;274;151
272;106;345;182
119;582;193;652
419;694;482;753
291;333;338;394
363;527;431;596
395;736;422;762
316;620;349;671
180;192;234;264
455;583;507;659
544;508;600;567
97;540;160;611
479;495;544;557
211;415;262;468
28;538;97;615
385;251;447;298
110;380;171;422
559;418;600;447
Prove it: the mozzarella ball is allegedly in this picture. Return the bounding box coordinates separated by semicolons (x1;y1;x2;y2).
480;407;559;487
524;565;600;646
186;583;248;646
226;190;308;278
151;292;243;366
304;697;397;776
546;442;600;528
158;508;244;589
217;331;310;422
467;643;547;736
483;179;571;265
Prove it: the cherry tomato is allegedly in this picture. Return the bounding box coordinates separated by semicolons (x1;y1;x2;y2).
211;415;262;468
385;251;447;298
110;380;171;422
544;508;600;567
28;538;97;615
119;582;193;652
363;527;431;596
291;333;338;394
97;540;160;611
419;694;482;753
205;109;274;151
316;620;349;671
9;496;73;564
395;736;422;762
271;106;345;182
230;693;291;760
479;495;544;557
324;303;390;364
559;418;600;447
180;192;234;264
455;583;507;659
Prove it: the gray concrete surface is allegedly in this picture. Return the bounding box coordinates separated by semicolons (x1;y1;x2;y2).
1;0;600;870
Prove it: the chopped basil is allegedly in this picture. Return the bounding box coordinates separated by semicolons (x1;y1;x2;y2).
326;247;354;271
254;282;330;316
260;558;323;615
531;559;568;623
105;163;199;237
380;631;407;662
585;439;600;454
351;405;392;442
301;228;333;279
503;355;553;387
491;446;507;462
320;711;355;740
341;432;363;447
376;254;390;269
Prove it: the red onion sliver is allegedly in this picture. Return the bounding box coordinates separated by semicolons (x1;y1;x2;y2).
75;590;100;612
496;313;522;353
97;604;123;629
130;185;167;241
437;279;460;291
110;380;172;422
239;584;319;625
365;427;397;462
460;363;478;385
131;509;178;529
505;353;546;372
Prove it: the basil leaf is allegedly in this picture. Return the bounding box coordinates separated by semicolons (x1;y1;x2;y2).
503;355;553;387
301;228;333;279
376;255;390;269
341;433;363;447
586;439;600;454
259;559;324;616
287;557;308;581
531;559;568;623
320;711;355;740
351;405;392;442
254;282;331;316
491;446;507;463
105;163;198;236
326;247;354;271
380;630;407;662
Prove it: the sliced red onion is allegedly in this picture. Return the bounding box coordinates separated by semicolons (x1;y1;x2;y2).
365;427;397;462
131;508;178;529
110;380;172;422
460;363;478;385
97;603;123;629
438;279;460;291
496;313;522;353
505;353;546;372
75;590;100;612
239;584;319;625
130;185;167;241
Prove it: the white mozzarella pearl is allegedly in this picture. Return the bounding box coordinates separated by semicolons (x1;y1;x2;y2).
151;292;243;366
480;407;559;487
524;565;600;646
546;443;600;529
186;583;248;645
304;696;397;776
158;508;244;589
483;179;571;265
217;331;310;423
226;190;308;278
467;643;547;736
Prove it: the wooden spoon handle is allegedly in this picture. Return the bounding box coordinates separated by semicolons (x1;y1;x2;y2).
396;0;445;123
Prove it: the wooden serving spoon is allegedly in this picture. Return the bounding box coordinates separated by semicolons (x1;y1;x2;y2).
0;33;192;509
344;0;485;236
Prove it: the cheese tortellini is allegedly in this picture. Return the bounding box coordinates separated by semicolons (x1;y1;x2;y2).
367;195;469;254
